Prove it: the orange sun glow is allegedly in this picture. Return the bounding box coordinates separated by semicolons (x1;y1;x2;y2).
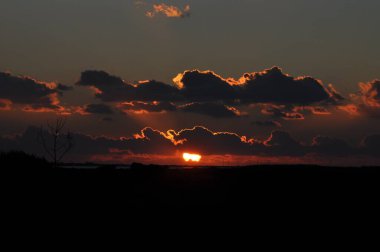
183;153;202;162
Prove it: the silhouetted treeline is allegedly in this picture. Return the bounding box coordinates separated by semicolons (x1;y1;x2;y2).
0;151;51;171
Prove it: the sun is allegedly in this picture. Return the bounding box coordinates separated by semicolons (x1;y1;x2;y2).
183;153;202;162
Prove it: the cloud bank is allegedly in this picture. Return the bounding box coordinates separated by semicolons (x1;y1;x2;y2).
77;67;335;106
2;67;379;122
1;126;379;165
76;67;342;118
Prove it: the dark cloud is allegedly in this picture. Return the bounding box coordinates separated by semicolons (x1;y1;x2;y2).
0;72;62;111
173;70;237;102
76;68;339;119
84;104;114;115
134;80;182;102
77;70;125;89
239;67;331;105
78;67;334;106
76;70;134;102
311;136;353;156
159;67;334;107
263;131;305;156
179;102;243;118
76;71;181;102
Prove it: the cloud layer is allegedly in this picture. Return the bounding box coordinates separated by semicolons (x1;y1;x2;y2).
1;67;379;166
1;126;379;165
2;68;379;123
77;67;334;106
75;67;343;119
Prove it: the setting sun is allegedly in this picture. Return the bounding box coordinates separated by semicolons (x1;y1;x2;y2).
183;153;202;162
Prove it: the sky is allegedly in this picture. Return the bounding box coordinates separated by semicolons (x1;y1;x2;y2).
0;0;380;165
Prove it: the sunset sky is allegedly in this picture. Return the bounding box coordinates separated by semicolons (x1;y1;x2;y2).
1;0;379;165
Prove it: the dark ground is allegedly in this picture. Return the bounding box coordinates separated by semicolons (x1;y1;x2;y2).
2;153;377;252
2;152;379;212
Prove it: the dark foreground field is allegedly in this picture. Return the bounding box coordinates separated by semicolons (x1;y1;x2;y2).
2;152;379;211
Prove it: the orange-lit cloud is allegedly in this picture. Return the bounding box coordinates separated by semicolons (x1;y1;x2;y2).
294;106;331;115
146;3;190;18
21;93;65;113
337;104;360;116
337;80;380;118
327;83;345;102
261;105;305;120
359;80;380;108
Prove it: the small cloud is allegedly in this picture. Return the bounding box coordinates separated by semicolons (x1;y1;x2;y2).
340;80;380;118
359;79;380;108
294;106;331;115
146;3;190;18
337;104;360;116
261;105;305;120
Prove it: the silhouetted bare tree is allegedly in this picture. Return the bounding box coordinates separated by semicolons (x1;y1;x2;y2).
38;117;74;167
